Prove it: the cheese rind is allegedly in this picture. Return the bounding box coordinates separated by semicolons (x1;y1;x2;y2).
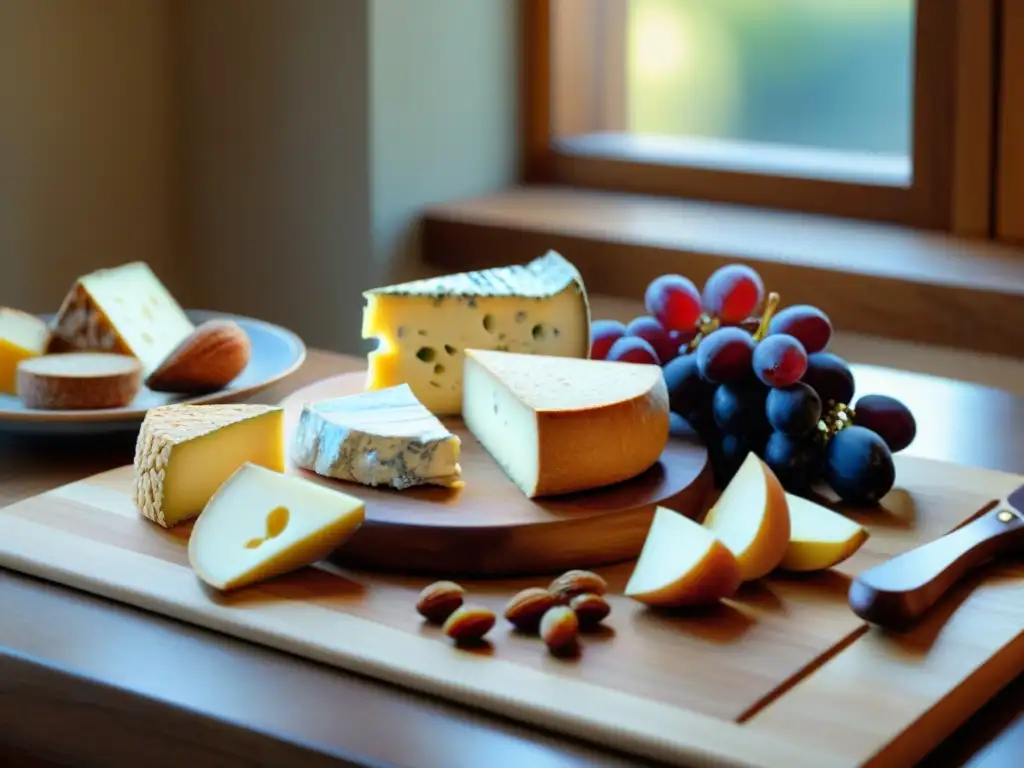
17;353;142;410
50;262;195;376
462;349;670;498
188;462;366;592
362;251;591;415
292;384;462;490
132;404;285;528
0;308;51;395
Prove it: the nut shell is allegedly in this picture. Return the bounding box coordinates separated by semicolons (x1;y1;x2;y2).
416;581;465;624
442;605;496;644
570;593;611;627
548;570;608;604
145;320;251;394
504;587;558;632
540;606;579;655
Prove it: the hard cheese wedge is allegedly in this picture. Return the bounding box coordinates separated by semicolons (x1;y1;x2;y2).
292;383;462;490
362;251;591;415
625;507;742;607
462;349;670;497
0;308;51;395
189;463;366;592
49;261;195;376
779;492;868;572
133;404;285;528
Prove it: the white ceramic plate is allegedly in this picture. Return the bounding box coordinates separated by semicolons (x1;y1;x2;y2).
0;310;306;435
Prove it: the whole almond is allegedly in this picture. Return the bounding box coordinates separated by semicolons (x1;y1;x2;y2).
540;606;579;655
416;580;465;624
145;320;251;394
548;570;608;603
442;605;497;644
570;593;611;627
504;587;558;632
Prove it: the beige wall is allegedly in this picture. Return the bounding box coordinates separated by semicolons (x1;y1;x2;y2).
1;0;518;354
0;0;180;312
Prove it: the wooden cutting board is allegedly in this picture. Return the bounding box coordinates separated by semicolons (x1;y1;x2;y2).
0;456;1022;768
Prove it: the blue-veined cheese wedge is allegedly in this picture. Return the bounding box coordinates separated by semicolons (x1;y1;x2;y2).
361;251;591;416
291;384;463;491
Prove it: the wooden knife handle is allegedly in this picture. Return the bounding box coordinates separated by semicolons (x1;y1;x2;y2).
848;506;1024;629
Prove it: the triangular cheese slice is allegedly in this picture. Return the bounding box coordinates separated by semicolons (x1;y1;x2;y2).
462;349;670;498
50;262;195;376
0;307;51;395
132;403;285;528
291;383;462;490
361;251;591;415
189;463;366;591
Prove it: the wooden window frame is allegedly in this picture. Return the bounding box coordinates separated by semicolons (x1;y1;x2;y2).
997;0;1024;241
522;0;997;234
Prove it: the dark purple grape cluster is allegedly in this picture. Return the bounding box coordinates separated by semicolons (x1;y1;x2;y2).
589;264;918;506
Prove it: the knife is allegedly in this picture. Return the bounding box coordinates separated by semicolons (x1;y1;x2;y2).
848;485;1024;629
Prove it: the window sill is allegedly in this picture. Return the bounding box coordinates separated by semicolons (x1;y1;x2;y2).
421;185;1024;359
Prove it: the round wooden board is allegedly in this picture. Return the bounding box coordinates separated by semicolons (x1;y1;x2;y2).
279;372;711;577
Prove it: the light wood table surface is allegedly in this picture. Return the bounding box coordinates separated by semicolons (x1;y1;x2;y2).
1;349;1023;768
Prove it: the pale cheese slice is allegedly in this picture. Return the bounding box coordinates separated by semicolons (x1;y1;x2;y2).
462;349;670;498
50;261;195;376
292;383;462;490
188;462;366;592
0;308;51;395
132;403;285;528
362;251;591;415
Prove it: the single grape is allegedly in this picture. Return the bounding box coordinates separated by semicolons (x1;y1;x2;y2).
669;411;701;440
764;432;823;493
607;336;659;365
802;352;855;406
626;316;678;365
712;381;769;437
768;305;833;354
853;394;917;453
644;274;703;333
589;319;627;360
702;264;765;324
663;353;715;417
825;426;895;505
766;382;822;437
753;334;808;388
695;327;755;384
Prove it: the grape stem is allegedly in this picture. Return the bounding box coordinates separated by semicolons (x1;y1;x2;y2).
753;292;781;342
816;401;857;444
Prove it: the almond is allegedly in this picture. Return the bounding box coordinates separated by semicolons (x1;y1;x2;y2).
540;606;579;655
416;580;465;624
145;320;251;394
504;587;558;632
442;605;496;644
548;570;608;603
570;593;611;628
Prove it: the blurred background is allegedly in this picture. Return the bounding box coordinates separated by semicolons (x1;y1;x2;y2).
625;0;914;157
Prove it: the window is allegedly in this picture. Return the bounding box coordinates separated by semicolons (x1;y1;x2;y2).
524;0;997;234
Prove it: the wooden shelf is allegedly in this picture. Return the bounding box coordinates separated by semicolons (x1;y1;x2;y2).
421;186;1024;358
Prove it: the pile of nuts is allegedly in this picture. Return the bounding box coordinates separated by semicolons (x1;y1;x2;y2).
415;570;612;657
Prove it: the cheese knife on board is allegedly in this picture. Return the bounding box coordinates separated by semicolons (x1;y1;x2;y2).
848;485;1024;629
